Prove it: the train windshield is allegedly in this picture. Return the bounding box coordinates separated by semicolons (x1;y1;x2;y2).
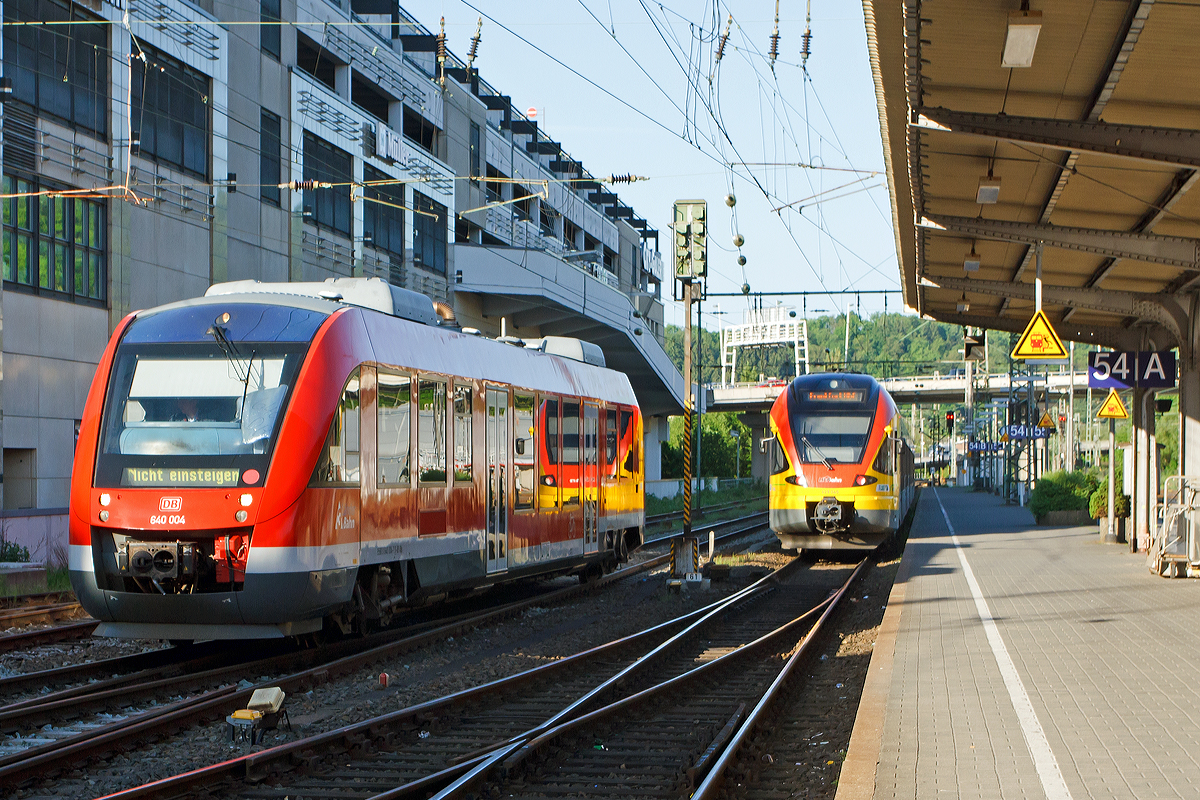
94;303;324;488
792;415;874;465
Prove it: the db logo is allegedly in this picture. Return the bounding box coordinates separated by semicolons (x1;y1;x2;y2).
159;497;183;512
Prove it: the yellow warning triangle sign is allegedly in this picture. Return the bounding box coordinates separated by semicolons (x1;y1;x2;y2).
1010;310;1068;359
1038;411;1056;430
1000;432;1009;442
1097;388;1129;420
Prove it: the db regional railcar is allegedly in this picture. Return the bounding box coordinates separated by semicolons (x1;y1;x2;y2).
69;278;644;641
767;373;914;551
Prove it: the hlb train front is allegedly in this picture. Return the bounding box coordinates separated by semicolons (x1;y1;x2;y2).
768;373;905;551
69;296;334;640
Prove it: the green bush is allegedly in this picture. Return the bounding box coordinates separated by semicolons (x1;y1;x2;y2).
0;539;30;563
1028;470;1098;519
1089;483;1131;519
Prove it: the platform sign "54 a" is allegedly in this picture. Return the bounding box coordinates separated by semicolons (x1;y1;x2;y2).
1087;350;1176;389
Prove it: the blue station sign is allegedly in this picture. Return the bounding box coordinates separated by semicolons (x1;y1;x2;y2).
1087;350;1176;390
1006;424;1053;440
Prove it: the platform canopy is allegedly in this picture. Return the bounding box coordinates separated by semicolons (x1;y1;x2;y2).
865;0;1200;353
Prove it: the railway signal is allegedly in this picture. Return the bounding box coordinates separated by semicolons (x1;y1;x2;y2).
946;410;954;435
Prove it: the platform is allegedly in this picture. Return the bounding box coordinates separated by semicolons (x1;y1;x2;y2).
839;486;1200;800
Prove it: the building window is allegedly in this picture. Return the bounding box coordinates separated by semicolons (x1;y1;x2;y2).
261;0;281;61
363;165;404;262
2;175;105;303
302;131;352;237
403;106;437;154
485;166;505;204
469;122;481;183
412;191;447;275
296;34;338;91
260;110;281;207
131;45;210;178
4;0;108;138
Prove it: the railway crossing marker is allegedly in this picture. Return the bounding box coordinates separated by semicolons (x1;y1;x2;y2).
1010;310;1068;360
1097;388;1129;420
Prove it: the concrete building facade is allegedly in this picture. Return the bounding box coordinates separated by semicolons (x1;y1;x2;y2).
0;0;681;535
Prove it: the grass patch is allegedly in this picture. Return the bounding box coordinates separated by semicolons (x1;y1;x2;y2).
646;481;767;517
47;567;72;592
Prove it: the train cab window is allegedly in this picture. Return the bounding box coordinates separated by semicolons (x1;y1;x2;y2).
604;409;618;480
514;393;536;509
453;383;472;483
418;378;447;483
562;401;581;506
377;370;411;486
771;435;789;475
539;396;559;510
312;370;361;486
872;435;895;475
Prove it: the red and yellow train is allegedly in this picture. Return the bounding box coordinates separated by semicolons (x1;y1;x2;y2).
69;278;644;641
767;372;914;551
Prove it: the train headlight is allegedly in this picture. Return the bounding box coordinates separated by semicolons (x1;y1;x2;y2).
854;475;878;487
239;494;253;507
99;493;111;507
235;510;248;523
99;510;109;522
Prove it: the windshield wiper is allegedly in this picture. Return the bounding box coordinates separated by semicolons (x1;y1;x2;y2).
207;318;251;384
800;434;834;471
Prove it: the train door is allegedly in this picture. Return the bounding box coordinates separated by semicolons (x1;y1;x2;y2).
485;389;508;573
583;403;599;555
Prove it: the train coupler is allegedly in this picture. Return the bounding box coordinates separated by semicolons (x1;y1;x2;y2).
814;497;843;524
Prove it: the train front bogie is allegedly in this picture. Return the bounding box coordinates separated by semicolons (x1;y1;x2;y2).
768;373;908;551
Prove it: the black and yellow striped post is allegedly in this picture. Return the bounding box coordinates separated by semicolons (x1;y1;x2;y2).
672;278;700;580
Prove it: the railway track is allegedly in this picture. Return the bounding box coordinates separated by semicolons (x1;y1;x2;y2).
0;513;772;788
102;547;865;800
646;497;766;526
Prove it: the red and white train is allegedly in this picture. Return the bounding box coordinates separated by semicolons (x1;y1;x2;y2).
69;278;644;641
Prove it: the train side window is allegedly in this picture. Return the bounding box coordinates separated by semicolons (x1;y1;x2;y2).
514;393;536;509
605;409;618;480
619;410;635;476
453;383;472;483
311;369;361;486
418;378;447;484
770;435;789;475
871;435;894;475
377;370;411;486
539;396;559;510
562;401;581;506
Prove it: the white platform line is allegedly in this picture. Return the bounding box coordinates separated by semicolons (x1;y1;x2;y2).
933;489;1074;800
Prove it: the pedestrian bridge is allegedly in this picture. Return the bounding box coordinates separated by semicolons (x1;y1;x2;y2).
709;370;1093;413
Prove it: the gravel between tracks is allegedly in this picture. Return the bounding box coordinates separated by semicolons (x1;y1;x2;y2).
12;535;901;800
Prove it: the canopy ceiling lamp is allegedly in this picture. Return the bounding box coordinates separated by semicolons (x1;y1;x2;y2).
976;170;1001;204
1002;6;1042;68
964;243;981;272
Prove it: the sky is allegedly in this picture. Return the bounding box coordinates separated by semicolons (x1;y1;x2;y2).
403;1;904;331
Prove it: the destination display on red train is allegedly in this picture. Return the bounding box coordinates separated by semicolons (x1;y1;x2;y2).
806;390;864;403
122;468;241;487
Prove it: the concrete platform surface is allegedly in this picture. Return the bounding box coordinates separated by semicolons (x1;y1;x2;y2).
838;486;1200;800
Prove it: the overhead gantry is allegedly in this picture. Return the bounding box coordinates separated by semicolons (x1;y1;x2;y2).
864;0;1200;548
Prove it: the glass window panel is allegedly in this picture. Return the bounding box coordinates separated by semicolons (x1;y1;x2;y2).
74;198;85;244
2;232;11;282
561;402;580;506
89;252;100;298
74;249;84;295
377;371;411;486
453;384;472;482
38;240;49;287
514;394;536;510
311;372;360;486
17;234;29;284
54;197;66;240
418;379;447;483
539;397;559;510
38;195;49;236
54;243;66;291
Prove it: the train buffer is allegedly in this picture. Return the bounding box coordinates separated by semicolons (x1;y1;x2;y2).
836;486;1200;798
